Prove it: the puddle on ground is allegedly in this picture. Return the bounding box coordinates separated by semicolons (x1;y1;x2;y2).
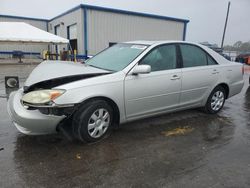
162;126;194;137
76;153;81;160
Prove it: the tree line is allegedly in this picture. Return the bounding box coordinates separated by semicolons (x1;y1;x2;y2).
224;41;250;53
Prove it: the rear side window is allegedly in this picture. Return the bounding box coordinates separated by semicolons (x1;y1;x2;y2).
180;44;207;68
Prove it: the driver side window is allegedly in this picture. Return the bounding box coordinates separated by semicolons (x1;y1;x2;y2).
140;45;177;72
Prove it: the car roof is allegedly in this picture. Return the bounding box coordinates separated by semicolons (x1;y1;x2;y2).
125;40;202;46
124;40;230;64
125;41;158;45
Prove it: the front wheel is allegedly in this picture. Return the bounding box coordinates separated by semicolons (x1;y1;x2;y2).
203;86;226;114
72;100;113;142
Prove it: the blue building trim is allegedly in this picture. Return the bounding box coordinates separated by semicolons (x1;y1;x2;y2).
54;24;60;60
45;22;48;32
0;51;40;55
183;22;187;41
67;23;78;28
81;4;189;23
50;4;189;24
83;8;88;56
50;5;82;21
46;22;49;51
66;26;70;40
1;4;189;25
68;54;89;60
0;14;48;22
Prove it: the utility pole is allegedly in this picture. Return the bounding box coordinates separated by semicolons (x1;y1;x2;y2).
221;1;231;49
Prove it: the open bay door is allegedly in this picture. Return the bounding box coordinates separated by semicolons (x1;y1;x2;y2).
68;24;77;52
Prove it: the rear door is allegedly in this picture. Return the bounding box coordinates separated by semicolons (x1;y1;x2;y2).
179;44;220;107
124;44;182;119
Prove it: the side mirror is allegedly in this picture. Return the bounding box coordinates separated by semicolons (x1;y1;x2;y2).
132;65;151;75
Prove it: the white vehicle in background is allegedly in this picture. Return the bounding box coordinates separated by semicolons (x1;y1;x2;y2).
7;41;244;142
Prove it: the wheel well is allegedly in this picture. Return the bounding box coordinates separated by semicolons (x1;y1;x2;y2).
217;83;229;99
80;97;120;126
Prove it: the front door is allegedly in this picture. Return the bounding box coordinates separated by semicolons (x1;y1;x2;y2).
124;44;182;119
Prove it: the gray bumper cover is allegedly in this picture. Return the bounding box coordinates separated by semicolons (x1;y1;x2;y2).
7;89;65;135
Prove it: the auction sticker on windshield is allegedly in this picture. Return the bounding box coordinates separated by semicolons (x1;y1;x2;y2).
131;45;147;50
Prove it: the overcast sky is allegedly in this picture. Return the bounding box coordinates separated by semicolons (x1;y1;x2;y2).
0;0;249;45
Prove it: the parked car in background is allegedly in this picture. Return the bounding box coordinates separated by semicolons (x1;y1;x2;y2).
200;42;231;61
235;53;250;65
221;53;231;61
7;41;244;142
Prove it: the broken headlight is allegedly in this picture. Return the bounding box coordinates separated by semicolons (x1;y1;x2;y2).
22;89;65;105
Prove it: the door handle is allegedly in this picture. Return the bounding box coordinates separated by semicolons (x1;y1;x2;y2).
212;69;219;74
171;75;180;80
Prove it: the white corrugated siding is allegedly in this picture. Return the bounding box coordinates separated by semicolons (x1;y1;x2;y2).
0;7;186;57
49;9;84;54
87;9;185;55
0;16;48;57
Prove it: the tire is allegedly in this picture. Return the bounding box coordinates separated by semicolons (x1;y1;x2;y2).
72;100;113;142
203;86;226;114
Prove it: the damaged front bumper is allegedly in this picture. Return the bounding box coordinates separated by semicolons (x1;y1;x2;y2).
7;89;71;135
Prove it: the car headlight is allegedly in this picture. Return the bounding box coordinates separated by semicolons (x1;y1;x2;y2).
22;89;65;104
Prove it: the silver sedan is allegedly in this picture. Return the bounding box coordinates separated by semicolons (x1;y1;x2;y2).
7;41;244;142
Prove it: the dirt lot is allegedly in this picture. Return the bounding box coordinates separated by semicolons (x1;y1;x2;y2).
0;64;250;188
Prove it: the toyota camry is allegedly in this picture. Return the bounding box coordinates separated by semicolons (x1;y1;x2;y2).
7;41;244;142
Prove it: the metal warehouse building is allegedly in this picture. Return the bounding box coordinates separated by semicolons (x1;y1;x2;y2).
0;4;189;58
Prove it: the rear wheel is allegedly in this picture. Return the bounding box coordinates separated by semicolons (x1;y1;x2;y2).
203;86;226;114
72;100;113;142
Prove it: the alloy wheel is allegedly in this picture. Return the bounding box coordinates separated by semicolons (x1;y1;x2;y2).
211;91;224;111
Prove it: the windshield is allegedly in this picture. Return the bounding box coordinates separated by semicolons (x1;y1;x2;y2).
86;43;148;71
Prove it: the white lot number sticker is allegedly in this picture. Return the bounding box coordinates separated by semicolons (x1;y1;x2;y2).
131;45;147;50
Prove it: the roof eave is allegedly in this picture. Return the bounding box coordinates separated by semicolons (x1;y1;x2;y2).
49;4;189;24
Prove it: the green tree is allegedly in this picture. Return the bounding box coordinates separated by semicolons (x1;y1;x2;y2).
239;42;250;52
224;41;250;52
233;41;242;49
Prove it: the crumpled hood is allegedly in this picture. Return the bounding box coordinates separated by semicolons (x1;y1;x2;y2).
25;60;110;87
